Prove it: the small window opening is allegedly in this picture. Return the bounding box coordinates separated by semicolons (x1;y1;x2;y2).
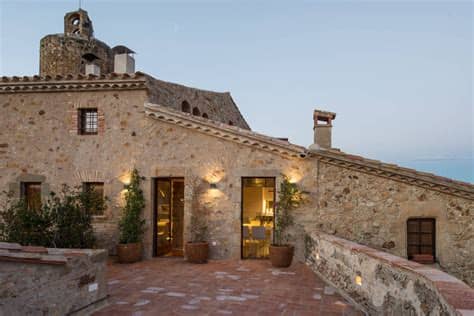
83;182;105;215
202;113;209;119
71;17;80;26
192;107;200;116
228;120;234;126
78;108;98;135
21;182;42;210
181;101;190;113
407;218;436;263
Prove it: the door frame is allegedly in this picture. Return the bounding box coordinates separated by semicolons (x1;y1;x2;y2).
240;177;276;259
152;177;185;257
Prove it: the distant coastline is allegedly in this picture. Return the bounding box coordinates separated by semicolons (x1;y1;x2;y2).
396;158;473;184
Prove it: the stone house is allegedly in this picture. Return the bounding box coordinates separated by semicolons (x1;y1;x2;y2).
1;9;473;287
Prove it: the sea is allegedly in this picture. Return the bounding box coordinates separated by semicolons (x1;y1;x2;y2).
396;158;473;184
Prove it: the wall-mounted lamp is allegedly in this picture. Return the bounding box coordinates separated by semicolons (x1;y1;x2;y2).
210;183;217;189
355;274;362;286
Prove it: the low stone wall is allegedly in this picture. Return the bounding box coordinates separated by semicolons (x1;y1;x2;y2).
0;242;108;315
305;232;474;316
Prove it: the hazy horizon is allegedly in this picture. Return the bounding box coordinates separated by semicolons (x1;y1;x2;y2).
1;0;472;183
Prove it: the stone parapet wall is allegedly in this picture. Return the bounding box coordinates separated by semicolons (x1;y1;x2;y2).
304;232;474;316
0;242;108;315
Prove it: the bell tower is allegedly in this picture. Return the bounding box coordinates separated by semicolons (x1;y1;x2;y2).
64;9;94;38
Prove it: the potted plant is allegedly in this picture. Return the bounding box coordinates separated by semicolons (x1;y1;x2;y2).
270;176;302;268
185;207;209;263
117;169;146;263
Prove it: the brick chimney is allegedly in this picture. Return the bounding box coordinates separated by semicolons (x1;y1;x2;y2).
311;109;336;149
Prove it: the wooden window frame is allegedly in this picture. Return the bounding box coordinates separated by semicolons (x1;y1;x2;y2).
20;182;42;210
407;218;436;261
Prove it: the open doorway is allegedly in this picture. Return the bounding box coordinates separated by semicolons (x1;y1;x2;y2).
241;177;275;259
154;178;184;256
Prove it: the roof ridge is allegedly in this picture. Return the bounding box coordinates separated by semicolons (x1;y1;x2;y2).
144;102;306;158
312;148;474;200
0;71;146;84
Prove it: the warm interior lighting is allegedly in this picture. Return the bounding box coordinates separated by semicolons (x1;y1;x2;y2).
355;275;362;286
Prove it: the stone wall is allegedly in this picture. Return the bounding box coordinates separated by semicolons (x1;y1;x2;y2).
40;34;114;76
0;242;108;315
305;232;474;315
146;76;250;129
0;89;311;260
305;160;474;287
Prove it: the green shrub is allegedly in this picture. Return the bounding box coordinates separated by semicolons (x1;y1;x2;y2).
118;169;146;244
0;185;105;248
274;175;303;246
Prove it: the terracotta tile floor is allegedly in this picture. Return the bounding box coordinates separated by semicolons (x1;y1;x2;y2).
93;257;364;316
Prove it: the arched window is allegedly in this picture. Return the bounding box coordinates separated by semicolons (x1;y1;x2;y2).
181;101;190;113
192;107;200;116
202;113;209;119
228;120;234;126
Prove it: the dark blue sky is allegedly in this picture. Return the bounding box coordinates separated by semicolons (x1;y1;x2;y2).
1;1;472;182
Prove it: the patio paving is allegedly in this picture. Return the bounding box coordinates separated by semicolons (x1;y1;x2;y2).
93;257;364;316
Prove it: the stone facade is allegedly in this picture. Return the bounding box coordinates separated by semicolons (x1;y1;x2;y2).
0;87;310;260
0;242;108;315
301;159;474;286
40;34;114;77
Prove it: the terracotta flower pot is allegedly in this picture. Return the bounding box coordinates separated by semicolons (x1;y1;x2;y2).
117;242;142;263
185;241;209;263
269;244;294;268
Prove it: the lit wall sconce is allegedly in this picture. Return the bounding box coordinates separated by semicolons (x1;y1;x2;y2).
355;274;362;286
315;252;320;260
210;183;217;189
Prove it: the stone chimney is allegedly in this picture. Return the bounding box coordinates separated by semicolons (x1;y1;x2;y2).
82;53;101;76
113;46;136;74
311;109;336;149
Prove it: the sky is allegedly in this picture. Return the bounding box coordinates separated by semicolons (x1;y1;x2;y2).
0;0;472;182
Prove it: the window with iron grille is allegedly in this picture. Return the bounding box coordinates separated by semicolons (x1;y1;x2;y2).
78;108;98;135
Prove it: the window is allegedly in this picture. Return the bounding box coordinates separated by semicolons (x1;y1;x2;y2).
228;120;234;126
181;101;190;113
21;182;42;210
202;113;209;119
83;182;105;215
407;218;435;262
192;107;200;116
78;108;98;135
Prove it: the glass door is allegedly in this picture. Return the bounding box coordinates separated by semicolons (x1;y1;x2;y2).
241;177;275;259
155;178;184;256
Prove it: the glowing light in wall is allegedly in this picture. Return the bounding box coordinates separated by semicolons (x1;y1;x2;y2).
355;274;362;286
285;169;303;183
201;161;226;184
315;252;320;260
119;172;132;185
